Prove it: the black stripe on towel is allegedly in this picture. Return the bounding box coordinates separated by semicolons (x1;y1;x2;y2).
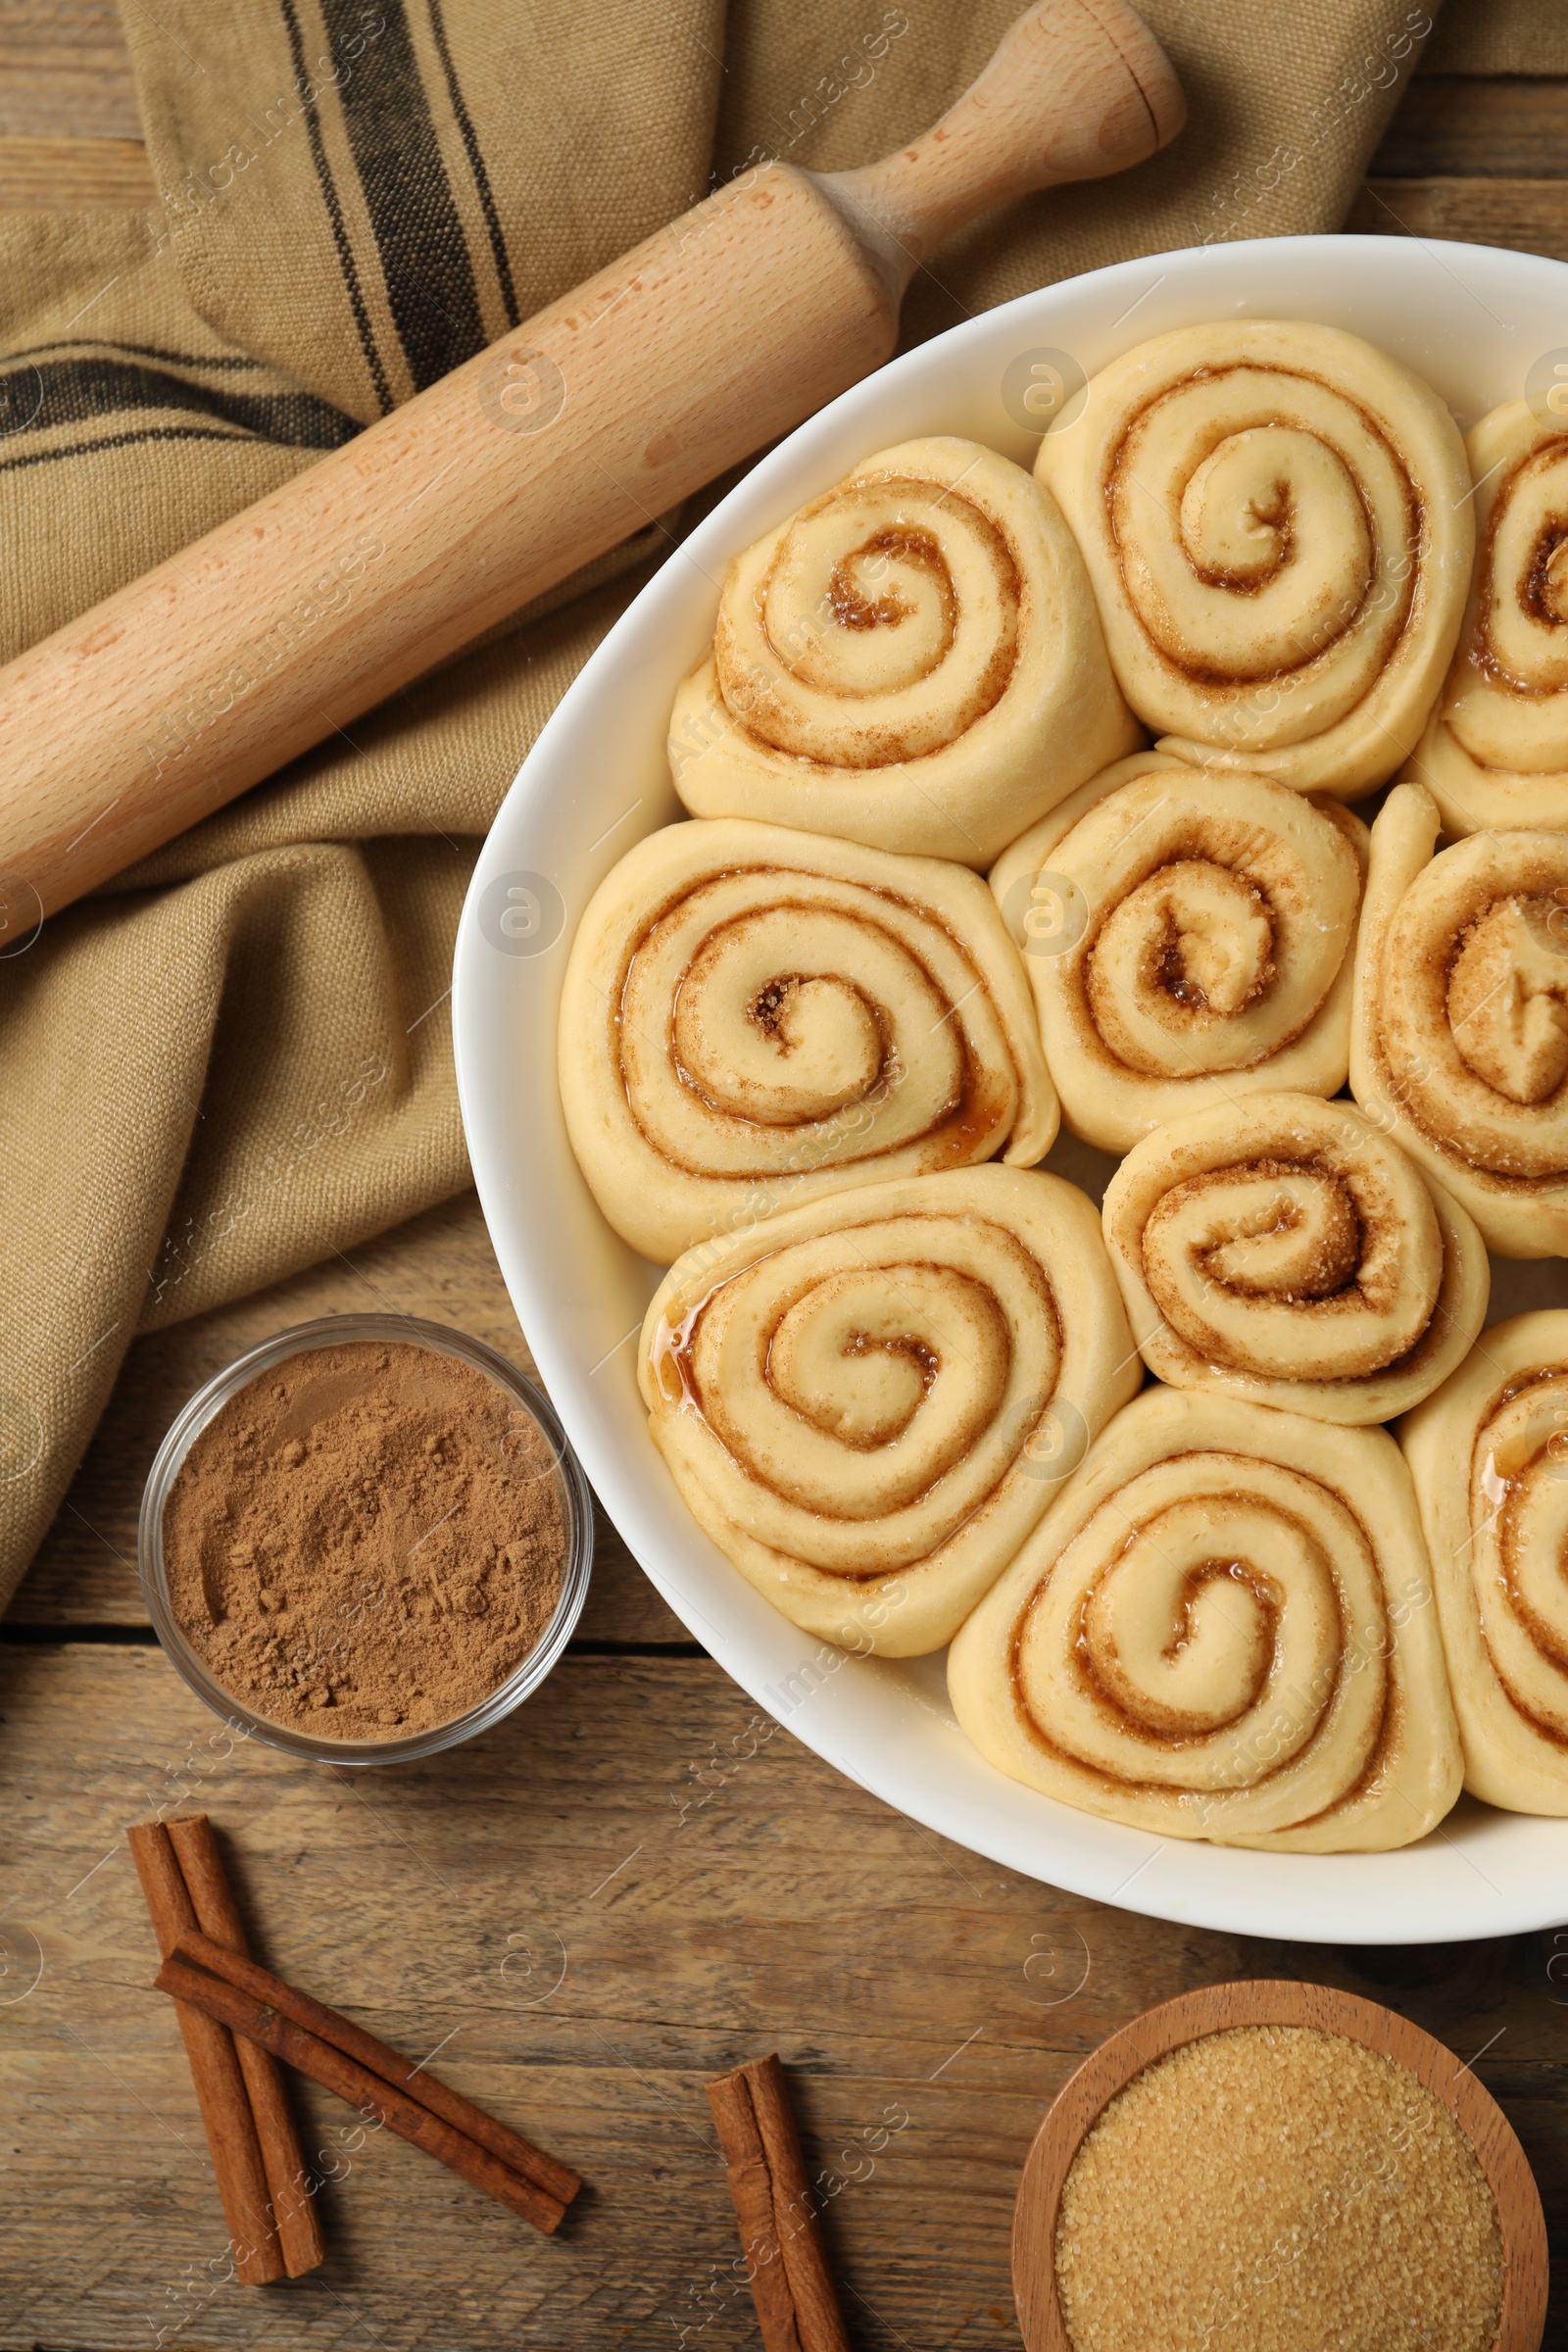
320;0;487;389
0;354;358;449
425;0;518;327
0;424;266;476
278;0;395;414
5;337;270;373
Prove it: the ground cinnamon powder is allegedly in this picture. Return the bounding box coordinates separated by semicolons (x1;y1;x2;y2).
1054;2025;1503;2352
164;1339;568;1740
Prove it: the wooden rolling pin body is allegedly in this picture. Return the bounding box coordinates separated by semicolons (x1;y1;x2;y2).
0;0;1182;919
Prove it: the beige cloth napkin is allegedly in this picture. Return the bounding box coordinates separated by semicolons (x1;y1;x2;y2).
0;0;1497;1609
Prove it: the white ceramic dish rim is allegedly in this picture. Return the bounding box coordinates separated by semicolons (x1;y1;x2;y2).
454;233;1568;1945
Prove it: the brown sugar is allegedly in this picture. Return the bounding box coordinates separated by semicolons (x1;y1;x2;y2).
1054;2025;1502;2352
163;1339;568;1740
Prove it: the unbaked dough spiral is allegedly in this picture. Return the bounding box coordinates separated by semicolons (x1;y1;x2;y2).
1349;779;1568;1256
948;1387;1461;1851
989;750;1366;1153
1037;320;1473;798
637;1167;1141;1655
1406;401;1568;834
560;818;1056;1263
667;437;1140;866
1402;1311;1568;1813
1102;1092;1489;1423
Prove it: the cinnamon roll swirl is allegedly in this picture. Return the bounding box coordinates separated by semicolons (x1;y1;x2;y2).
560;819;1056;1263
1102;1093;1489;1423
1349;780;1568;1256
1402;1311;1568;1813
1036;321;1473;798
637;1167;1141;1655
948;1388;1462;1851
667;437;1140;866
990;751;1366;1152
1406;400;1568;835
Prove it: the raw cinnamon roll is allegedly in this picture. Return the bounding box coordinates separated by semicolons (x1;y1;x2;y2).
948;1388;1461;1851
1102;1093;1489;1423
560;818;1055;1263
1037;320;1473;798
637;1167;1141;1655
1349;779;1568;1256
990;751;1366;1153
1406;400;1568;835
1402;1311;1568;1813
667;436;1140;866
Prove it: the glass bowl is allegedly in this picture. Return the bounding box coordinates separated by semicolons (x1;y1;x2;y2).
138;1312;593;1766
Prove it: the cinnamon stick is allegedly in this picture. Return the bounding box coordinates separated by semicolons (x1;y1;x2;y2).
125;1822;283;2286
155;1951;568;2235
706;2054;850;2352
164;1817;324;2278
166;1924;578;2209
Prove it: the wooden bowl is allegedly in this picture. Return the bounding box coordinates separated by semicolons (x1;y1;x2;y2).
1012;1978;1546;2352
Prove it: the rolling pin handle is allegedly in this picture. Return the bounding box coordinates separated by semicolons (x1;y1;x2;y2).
816;0;1185;295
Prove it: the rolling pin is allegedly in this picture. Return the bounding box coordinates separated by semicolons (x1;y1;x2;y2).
0;0;1182;923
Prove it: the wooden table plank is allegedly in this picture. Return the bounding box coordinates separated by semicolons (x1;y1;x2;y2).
0;131;153;208
0;0;143;141
2;1642;1564;2350
1371;74;1568;176
1349;174;1568;259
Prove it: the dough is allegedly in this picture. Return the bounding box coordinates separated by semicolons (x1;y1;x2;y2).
667;436;1139;864
1349;780;1568;1255
1037;319;1472;798
560;817;1055;1262
637;1166;1140;1655
1404;399;1568;835
1402;1310;1568;1813
949;1387;1461;1850
1102;1090;1489;1422
991;750;1364;1152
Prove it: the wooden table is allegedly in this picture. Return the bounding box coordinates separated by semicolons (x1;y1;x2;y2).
3;20;1568;2349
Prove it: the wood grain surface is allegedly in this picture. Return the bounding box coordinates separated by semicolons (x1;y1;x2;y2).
0;0;142;141
6;1642;1568;2350
0;134;152;208
4;15;1568;2351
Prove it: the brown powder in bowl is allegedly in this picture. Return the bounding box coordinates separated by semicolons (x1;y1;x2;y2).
1054;2025;1502;2352
163;1339;567;1740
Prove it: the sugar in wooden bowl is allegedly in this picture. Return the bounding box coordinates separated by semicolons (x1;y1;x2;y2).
1012;1981;1546;2352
